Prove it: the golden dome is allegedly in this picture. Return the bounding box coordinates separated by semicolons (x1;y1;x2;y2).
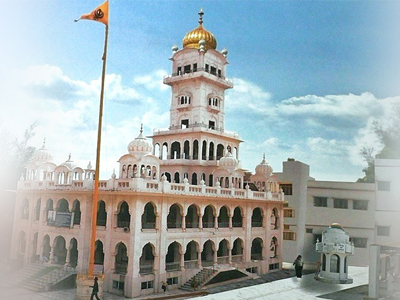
182;9;217;51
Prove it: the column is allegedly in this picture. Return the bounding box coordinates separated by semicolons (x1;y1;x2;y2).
214;215;218;229
66;248;71;266
368;244;381;299
182;213;186;231
228;214;233;229
228;247;232;265
180;249;185;271
199;214;203;231
49;246;55;264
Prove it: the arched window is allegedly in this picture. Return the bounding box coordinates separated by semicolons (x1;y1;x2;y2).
193;140;199;160
186;204;199;228
94;240;104;265
34;198;41;221
218;206;229;228
252;207;263;227
167;204;182;229
202;140;207;160
72;200;81;225
217;239;229;264
56;199;69;213
21;199;29;219
251;238;263;260
117;201;131;228
166;242;181;271
174;172;180;183
232;206;243;227
97;200;107;226
330;255;340;273
192;173;198;185
201;240;214;267
171;142;181;159
184;241;199;269
217;144;224;160
142;202;156;229
53;236;67;265
202;205;215;228
140;243;155;274
115;243;128;274
232;238;244;262
209;142;214;160
184;140;190;159
69;238;78;268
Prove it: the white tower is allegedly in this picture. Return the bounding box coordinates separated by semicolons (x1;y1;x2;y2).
315;223;354;284
151;9;242;186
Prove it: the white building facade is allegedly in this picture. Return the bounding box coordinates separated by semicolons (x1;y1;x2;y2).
276;159;376;267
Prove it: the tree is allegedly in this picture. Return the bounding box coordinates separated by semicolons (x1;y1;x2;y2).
373;103;400;159
357;102;400;182
0;123;37;260
0;122;37;190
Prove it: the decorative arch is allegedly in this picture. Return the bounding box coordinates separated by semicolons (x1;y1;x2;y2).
117;201;131;228
140;243;155;274
142;202;157;229
115;242;128;274
167;203;183;229
251;237;263;260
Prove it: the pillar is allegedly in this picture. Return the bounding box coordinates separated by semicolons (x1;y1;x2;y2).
368;244;381;299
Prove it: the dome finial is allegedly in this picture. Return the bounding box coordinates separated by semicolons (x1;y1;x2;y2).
140;123;143;134
198;8;204;25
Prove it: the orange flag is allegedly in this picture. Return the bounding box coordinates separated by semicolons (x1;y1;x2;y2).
75;1;109;25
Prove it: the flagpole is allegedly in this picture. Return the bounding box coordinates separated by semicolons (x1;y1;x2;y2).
89;24;109;277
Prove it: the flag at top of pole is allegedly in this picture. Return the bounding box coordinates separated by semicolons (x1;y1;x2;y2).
75;0;109;25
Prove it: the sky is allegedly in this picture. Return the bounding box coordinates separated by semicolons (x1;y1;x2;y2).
0;0;400;182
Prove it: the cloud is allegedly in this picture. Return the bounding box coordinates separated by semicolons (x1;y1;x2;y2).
225;78;272;113
133;69;169;92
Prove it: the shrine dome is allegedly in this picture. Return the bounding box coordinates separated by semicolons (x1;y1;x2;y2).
255;154;273;176
182;8;217;51
127;125;153;155
32;140;53;163
219;150;238;170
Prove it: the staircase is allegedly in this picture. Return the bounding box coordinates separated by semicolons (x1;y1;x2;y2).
179;268;217;291
0;263;77;292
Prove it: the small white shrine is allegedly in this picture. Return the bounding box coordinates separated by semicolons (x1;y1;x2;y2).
315;223;354;284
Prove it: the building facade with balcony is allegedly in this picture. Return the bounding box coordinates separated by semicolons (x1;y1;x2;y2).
10;10;284;298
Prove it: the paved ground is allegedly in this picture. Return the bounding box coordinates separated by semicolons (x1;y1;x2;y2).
0;266;389;300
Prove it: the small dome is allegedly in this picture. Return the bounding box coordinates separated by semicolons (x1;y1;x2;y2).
328;223;344;231
182;8;217;51
32;139;53;163
219;150;238;169
255;154;273;176
127;124;153;155
61;154;75;169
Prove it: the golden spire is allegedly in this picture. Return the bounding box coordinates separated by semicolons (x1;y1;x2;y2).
182;8;217;51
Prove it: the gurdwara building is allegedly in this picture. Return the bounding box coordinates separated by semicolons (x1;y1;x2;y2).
11;11;284;298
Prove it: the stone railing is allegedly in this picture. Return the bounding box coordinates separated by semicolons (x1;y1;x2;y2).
17;177;284;202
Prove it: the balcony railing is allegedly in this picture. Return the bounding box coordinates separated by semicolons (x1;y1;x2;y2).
18;177;285;203
139;263;154;275
184;260;198;269
166;262;181;272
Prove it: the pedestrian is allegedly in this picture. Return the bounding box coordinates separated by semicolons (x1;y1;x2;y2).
293;255;304;278
161;281;167;293
314;261;321;279
90;277;100;300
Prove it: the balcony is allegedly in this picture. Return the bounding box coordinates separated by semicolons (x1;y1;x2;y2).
163;68;233;89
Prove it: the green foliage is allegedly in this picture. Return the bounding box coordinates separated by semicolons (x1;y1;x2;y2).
374;102;400;159
0;122;37;190
358;102;400;182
